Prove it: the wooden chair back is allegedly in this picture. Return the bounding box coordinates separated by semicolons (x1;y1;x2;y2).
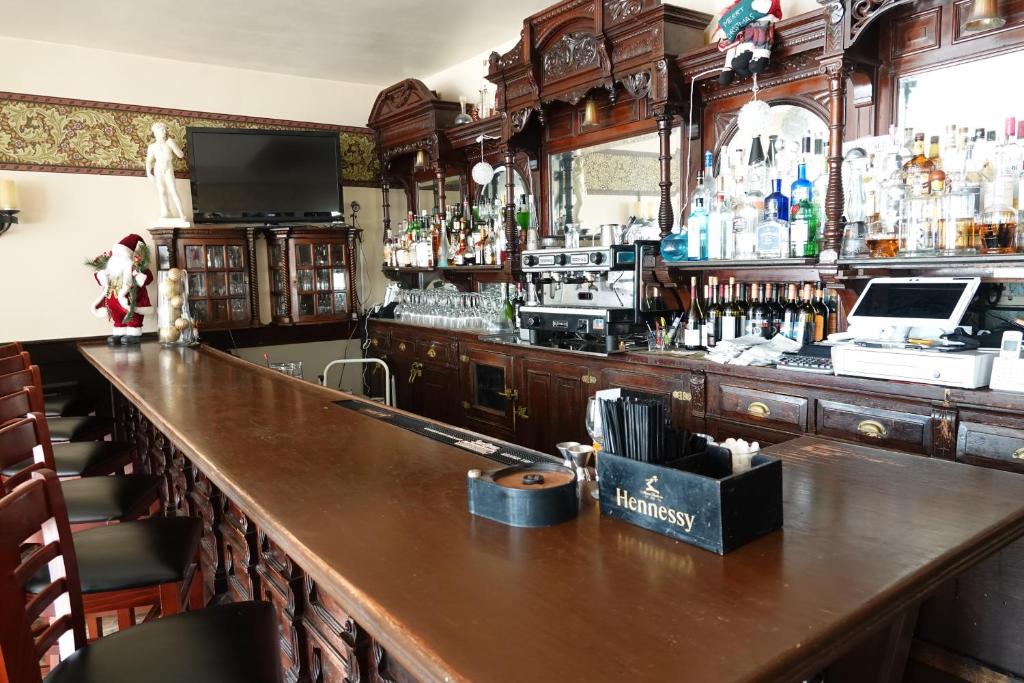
0;469;86;683
0;413;55;497
0;342;23;360
0;368;44;410
0;353;30;377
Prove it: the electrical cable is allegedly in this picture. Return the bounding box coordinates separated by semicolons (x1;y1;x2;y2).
680;67;728;218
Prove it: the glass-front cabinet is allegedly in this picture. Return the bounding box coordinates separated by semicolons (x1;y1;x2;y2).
265;226;359;325
149;226;258;331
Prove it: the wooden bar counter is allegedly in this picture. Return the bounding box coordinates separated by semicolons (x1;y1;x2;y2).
80;341;1024;682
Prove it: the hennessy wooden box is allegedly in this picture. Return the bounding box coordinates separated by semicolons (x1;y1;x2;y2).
597;449;783;554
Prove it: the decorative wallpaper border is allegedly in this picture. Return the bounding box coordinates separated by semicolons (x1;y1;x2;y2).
0;92;380;186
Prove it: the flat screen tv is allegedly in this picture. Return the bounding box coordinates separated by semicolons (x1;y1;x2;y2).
186;127;343;224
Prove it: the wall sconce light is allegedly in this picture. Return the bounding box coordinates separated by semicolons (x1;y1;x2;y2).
0;179;19;237
581;98;599;128
963;0;1006;32
413;148;428;171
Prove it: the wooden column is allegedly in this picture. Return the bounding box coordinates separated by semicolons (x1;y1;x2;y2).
656;110;675;239
380;170;391;237
504;148;518;256
821;59;847;261
436;165;446;219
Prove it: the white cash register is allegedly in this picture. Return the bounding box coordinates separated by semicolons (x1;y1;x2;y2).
830;277;998;389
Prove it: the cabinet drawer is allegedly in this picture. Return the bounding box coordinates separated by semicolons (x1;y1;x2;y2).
367;331;388;355
957;422;1024;474
389;335;417;363
417;339;451;366
816;400;931;454
717;384;808;431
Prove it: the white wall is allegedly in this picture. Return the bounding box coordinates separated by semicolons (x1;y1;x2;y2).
0;36;388;344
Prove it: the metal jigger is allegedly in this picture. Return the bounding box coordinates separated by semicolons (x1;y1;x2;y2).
556;442;580;471
567;444;595;482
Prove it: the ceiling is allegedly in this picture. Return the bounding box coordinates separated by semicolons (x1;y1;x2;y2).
0;0;558;86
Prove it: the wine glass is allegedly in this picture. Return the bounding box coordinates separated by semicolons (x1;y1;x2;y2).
583;397;603;499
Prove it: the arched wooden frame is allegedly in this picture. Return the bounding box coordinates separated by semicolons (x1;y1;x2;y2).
711;97;830;175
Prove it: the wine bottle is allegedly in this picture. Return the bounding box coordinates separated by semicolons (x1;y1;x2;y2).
812;284;829;343
704;278;720;349
683;276;704;350
826;290;839;338
782;283;801;342
720;280;741;342
733;278;749;336
797;284;817;345
747;282;771;338
765;282;783;337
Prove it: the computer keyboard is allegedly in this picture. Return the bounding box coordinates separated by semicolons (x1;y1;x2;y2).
776;344;835;374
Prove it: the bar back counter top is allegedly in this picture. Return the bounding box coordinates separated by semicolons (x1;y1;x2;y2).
80;341;1024;682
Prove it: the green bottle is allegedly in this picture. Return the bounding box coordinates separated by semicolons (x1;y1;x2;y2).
789;199;820;258
515;194;531;231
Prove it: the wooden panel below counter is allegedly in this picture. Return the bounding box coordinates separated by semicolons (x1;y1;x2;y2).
364;318;1024;679
80;341;1024;683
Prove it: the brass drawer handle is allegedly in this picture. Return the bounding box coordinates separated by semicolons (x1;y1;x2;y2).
426;347;437;359
1013;447;1024;460
857;419;887;439
497;387;518;400
397;342;407;352
747;402;770;418
672;390;692;402
371;338;380;347
581;374;597;385
459;354;469;363
516;406;529;420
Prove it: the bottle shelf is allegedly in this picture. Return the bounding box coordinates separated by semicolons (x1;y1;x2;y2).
661;257;820;270
838;254;1024;270
439;264;504;271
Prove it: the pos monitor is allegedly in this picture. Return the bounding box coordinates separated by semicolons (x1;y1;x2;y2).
845;277;980;340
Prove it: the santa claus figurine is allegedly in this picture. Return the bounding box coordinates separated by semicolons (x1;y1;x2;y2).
86;234;154;345
712;0;783;85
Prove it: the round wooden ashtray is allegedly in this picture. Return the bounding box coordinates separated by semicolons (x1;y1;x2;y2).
467;462;579;527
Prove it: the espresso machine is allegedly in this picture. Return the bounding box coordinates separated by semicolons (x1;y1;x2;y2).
519;241;678;353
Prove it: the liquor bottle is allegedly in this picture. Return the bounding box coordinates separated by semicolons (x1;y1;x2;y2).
781;283;801;342
437;222;450;267
748;136;768;196
765;282;783;337
903;133;934;197
790;162;814;210
789;199;820;258
660;223;689;262
812;285;829;343
383;227;393;268
735;281;749;335
756;204;788;259
702;282;718;349
720;281;741;342
687;172;709;260
927;135;946;194
747;282;771;338
683;276;704;350
765;178;789;222
797;284;817;345
707;183;734;260
502;285;515;323
733;180;762;260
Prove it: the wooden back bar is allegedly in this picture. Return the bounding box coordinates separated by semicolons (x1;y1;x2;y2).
78;342;1024;682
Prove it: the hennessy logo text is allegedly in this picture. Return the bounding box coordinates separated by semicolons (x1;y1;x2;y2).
615;487;695;532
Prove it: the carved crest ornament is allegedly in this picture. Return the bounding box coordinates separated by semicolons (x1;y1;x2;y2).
542;32;600;79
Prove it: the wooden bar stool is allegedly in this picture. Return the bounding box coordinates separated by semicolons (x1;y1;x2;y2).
0;341;23;358
0;397;161;528
0;370;130;478
2;416;206;636
0;469;283;683
0;367;112;443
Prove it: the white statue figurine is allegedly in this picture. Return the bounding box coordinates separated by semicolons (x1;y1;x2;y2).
146;122;189;226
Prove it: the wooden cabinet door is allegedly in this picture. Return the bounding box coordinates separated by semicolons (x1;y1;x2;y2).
598;367;699;433
517;356;591;453
390;357;416;413
417;363;461;427
178;238;252;330
460;343;516;439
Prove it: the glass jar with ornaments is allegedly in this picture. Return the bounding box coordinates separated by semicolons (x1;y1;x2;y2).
157;268;198;346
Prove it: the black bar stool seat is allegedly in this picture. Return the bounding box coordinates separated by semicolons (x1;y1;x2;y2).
44;601;282;683
57;474;162;524
44;392;97;418
27;517;202;594
46;415;114;443
2;440;135;478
